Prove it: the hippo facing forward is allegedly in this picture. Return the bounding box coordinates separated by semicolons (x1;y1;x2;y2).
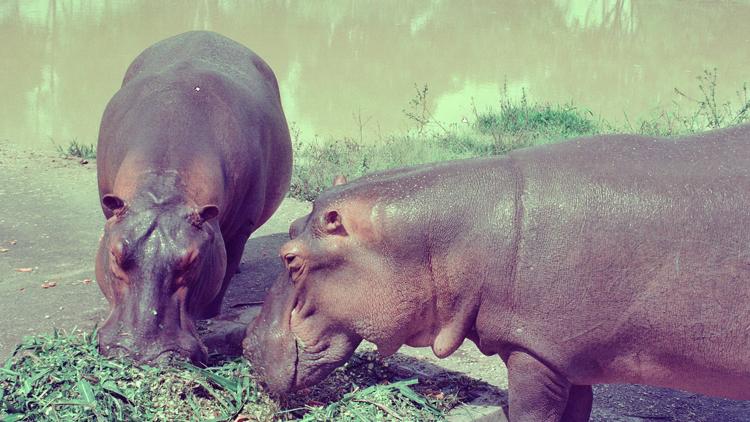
96;31;292;363
244;124;750;421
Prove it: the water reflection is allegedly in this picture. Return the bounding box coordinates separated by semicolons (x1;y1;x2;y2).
1;0;749;149
556;0;636;33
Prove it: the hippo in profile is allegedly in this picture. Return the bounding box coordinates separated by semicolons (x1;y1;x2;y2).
95;31;292;363
244;124;750;421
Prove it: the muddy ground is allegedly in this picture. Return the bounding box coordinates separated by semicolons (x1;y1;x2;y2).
1;139;748;421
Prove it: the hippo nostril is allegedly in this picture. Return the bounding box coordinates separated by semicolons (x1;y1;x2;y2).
138;345;205;364
150;349;184;365
99;343;135;360
284;254;299;270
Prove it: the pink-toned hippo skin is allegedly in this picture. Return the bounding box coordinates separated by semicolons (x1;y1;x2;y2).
244;124;750;421
95;31;292;363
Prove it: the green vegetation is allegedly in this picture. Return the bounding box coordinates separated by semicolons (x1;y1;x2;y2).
296;379;442;421
291;69;750;200
618;68;750;137
0;329;276;421
53;139;96;160
1;329;470;421
290;84;600;201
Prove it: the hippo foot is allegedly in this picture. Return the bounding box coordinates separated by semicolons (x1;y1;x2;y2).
200;307;262;357
201;320;247;357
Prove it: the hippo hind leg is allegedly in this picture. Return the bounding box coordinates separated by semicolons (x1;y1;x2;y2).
201;235;249;319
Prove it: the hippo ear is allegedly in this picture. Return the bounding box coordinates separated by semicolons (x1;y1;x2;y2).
102;194;126;214
324;210;347;236
332;175;347;186
198;205;220;222
288;216;306;239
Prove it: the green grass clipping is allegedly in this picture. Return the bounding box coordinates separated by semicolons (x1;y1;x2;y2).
0;328;460;421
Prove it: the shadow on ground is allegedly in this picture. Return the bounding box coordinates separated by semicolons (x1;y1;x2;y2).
224;232;288;309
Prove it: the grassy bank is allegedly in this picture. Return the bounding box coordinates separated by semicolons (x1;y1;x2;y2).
289;87;601;201
291;69;750;200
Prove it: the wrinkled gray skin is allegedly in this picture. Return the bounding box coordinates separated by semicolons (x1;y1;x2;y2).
244;124;750;421
96;31;292;363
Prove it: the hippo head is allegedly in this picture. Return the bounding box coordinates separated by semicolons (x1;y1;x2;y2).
95;193;225;363
243;192;439;394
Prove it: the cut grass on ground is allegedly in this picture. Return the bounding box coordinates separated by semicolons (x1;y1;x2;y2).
0;329;476;421
0;329;276;421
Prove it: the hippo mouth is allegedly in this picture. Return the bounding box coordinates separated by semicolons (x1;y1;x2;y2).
289;333;361;392
98;321;208;364
100;342;205;364
150;347;206;364
290;336;301;390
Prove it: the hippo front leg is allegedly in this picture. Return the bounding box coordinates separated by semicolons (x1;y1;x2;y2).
202;234;248;318
505;351;592;422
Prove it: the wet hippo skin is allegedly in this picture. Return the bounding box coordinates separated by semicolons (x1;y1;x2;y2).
244;124;750;421
95;31;292;363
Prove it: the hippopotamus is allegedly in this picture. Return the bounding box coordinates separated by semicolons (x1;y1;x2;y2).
244;124;750;421
95;31;292;363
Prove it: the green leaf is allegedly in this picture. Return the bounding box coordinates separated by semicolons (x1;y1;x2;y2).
187;396;202;421
183;363;238;391
50;399;94;406
0;367;20;377
77;379;97;405
0;413;27;422
100;380;131;402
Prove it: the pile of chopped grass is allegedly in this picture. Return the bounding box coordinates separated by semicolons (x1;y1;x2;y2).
280;351;476;421
296;379;440;421
0;329;465;421
0;328;277;421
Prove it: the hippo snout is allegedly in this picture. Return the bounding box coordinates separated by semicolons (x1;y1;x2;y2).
242;318;298;394
99;336;208;364
98;322;207;364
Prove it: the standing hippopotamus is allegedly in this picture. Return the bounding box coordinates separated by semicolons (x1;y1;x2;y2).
96;31;292;363
244;124;750;421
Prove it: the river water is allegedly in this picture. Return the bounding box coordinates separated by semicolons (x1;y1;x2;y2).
2;0;750;150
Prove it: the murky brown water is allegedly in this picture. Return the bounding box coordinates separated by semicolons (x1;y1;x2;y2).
2;0;750;150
